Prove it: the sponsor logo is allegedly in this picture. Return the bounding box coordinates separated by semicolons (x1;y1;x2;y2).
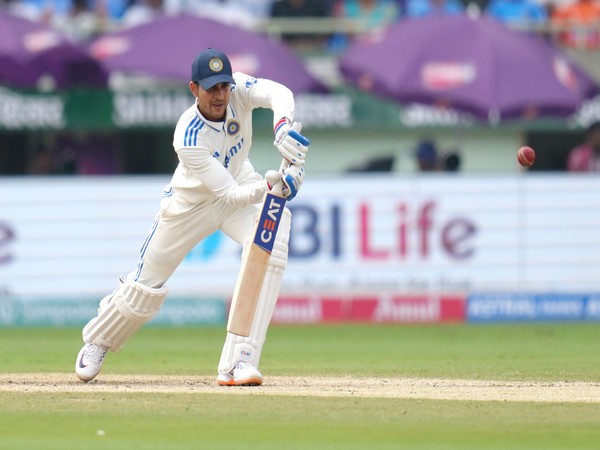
272;298;323;324
244;77;258;88
400;103;474;127
113;92;192;127
295;94;353;128
421;62;476;90
23;31;61;53
373;298;440;322
0;297;225;326
288;200;477;261
0;88;64;129
467;293;596;322
89;36;131;59
272;296;466;324
254;194;285;253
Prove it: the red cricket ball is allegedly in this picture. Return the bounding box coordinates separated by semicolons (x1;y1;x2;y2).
517;146;536;168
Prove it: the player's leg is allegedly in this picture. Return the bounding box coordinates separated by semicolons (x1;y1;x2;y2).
76;276;169;381
76;194;217;382
216;205;291;386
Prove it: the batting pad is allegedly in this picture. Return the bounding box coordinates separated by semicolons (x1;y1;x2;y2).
218;208;291;373
83;278;168;351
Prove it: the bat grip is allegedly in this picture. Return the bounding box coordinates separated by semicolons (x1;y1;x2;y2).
271;159;288;197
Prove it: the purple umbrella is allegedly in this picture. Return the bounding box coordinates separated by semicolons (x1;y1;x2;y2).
88;14;327;94
0;11;108;90
339;15;599;122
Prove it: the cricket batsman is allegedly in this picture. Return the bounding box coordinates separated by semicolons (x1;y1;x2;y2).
75;48;310;386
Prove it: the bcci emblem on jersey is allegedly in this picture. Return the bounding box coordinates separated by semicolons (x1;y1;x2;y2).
226;119;240;136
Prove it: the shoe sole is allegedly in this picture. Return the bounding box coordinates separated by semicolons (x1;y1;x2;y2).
217;377;263;387
76;374;96;383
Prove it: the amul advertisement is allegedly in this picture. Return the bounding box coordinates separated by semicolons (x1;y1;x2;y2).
1;174;600;325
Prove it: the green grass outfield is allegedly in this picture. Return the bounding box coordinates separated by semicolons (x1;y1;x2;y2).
1;323;599;449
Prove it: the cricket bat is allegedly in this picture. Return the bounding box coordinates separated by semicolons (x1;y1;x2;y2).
227;162;288;337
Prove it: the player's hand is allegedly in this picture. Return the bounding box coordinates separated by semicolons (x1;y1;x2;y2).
281;164;304;201
274;121;310;166
264;170;281;190
273;117;291;146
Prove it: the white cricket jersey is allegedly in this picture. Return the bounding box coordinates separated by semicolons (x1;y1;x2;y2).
168;72;294;207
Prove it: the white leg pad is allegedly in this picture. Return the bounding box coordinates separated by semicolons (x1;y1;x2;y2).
83;277;168;352
218;208;290;373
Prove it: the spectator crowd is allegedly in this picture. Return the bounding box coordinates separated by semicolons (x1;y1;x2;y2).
2;0;600;49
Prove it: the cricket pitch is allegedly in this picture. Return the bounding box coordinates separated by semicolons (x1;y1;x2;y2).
1;373;599;403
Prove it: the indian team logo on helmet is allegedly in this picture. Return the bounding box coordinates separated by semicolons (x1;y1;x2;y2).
209;57;224;73
226;119;240;136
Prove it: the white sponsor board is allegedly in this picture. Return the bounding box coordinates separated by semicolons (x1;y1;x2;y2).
1;174;600;300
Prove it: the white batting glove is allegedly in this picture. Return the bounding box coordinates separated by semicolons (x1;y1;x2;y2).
264;170;281;190
273;120;310;166
281;164;304;201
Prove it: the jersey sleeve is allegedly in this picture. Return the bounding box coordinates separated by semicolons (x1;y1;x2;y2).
232;72;295;128
175;140;268;207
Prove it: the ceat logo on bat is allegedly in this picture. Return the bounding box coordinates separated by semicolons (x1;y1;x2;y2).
421;62;476;91
253;193;285;253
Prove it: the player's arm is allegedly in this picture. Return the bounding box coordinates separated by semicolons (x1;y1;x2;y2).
233;73;310;166
233;72;295;123
177;146;280;207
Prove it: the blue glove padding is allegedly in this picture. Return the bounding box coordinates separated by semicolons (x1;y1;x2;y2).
282;164;304;201
287;129;310;147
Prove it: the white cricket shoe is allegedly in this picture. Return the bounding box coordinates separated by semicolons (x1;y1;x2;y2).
75;343;108;382
217;361;263;386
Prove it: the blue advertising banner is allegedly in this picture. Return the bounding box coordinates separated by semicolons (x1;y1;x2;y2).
467;293;600;322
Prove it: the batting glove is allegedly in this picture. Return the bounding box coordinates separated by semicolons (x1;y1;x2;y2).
274;120;310;166
281;164;304;201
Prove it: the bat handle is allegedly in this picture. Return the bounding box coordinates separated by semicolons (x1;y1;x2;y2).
271;159;288;197
278;158;288;172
